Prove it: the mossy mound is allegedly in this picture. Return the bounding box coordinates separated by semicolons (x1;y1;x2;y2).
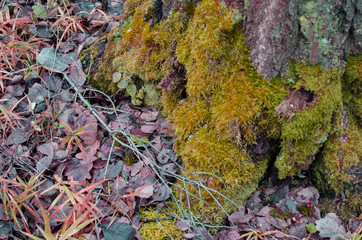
312;56;362;217
341;54;362;126
139;207;183;239
90;0;361;229
275;63;344;178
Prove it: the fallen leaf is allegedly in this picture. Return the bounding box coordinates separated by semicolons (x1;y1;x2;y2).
176;220;190;231
36;155;52;172
134;184;154;199
131;129;151;139
139;111;159;122
228;207;254;225
28;83;47;104
140;124;158;134
37;142;56;157
315;213;352;240
38;48;69;72
101;222;136;240
32;4;47;19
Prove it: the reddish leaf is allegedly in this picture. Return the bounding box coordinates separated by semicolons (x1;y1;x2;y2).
139;111;159;122
133;185;154;199
75;140;100;162
140;124;157;134
130;129;151;139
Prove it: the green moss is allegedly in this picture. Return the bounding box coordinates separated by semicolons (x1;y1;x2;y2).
275;63;343;179
93;0;359;230
105;0;283;225
144;82;162;108
318;193;361;222
297;202;314;217
139;207;182;239
79;35;120;93
312;115;361;217
341;54;362;126
270;207;294;220
81;33;121;94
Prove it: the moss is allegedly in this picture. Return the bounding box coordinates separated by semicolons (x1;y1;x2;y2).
341;54;361;126
104;0;283;225
94;0;359;229
144;82;162;108
275;63;343;179
79;35;120;93
270;207;294;220
81;34;121;94
124;150;139;165
166;0;282;223
139;207;182;240
312;114;361;217
318;193;361;222
297;202;314;217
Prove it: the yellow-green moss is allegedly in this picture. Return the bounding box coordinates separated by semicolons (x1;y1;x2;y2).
297;203;315;217
81;31;121;94
139;207;182;240
312;114;361;217
79;35;120;93
164;0;282;224
341;54;361;126
108;0;284;225
275;63;343;178
270;207;294;220
93;0;360;230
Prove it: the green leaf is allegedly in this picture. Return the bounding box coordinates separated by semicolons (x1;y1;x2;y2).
306;223;317;233
126;84;137;97
130;136;149;146
32;5;48;20
101;222;136;240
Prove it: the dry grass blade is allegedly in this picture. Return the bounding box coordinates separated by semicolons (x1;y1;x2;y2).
49;5;88;46
237;228;301;240
0;96;28;137
56;117;97;156
0;173;105;239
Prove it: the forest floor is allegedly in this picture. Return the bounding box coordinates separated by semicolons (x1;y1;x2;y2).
0;0;360;239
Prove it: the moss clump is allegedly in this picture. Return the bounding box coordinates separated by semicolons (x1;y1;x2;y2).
341;54;361;126
275;63;343;178
79;35;120;94
310;55;362;217
94;0;360;230
80;30;122;94
312;114;361;217
139;207;182;240
165;0;284;224
99;0;285;225
270;207;294;220
297;202;315;217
